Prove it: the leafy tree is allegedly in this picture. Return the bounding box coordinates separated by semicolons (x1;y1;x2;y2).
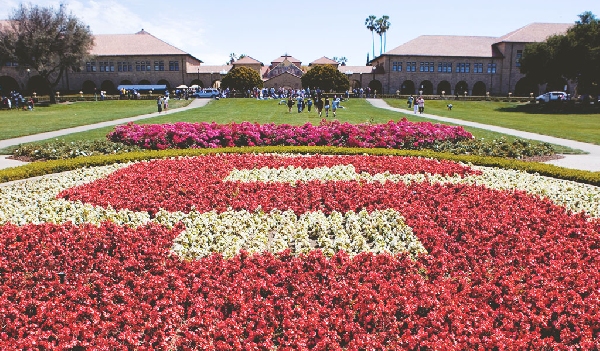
365;15;377;59
0;3;94;103
301;65;349;92
520;11;600;96
221;66;263;92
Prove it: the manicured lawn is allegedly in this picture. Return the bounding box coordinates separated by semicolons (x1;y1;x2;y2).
0;98;580;154
384;98;600;145
0;99;191;140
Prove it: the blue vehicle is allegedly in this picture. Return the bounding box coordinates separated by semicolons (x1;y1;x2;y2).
193;88;220;98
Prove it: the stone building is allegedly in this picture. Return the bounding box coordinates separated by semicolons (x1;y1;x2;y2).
0;29;231;95
365;23;572;96
0;22;573;97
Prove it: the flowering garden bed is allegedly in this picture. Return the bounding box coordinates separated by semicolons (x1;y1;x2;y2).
107;119;473;150
1;153;599;349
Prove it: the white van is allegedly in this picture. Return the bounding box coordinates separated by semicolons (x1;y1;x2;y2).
535;91;567;103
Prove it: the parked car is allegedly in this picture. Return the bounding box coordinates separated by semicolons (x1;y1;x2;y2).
535;91;567;103
193;88;220;98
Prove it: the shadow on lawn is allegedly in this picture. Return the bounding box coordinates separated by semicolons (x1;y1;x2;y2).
496;101;600;115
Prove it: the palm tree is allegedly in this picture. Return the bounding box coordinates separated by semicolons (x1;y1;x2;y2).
365;15;377;59
376;16;391;55
379;16;391;53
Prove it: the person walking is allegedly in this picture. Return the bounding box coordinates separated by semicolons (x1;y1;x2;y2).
297;96;303;113
418;96;425;114
163;95;169;112
413;96;419;114
157;96;163;113
307;98;313;112
316;97;324;118
407;95;414;109
332;95;340;117
287;97;294;113
324;97;330;117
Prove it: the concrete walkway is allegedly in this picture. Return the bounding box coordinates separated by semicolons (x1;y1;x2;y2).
0;98;211;169
367;99;600;172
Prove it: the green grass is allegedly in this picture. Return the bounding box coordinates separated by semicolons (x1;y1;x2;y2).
0;98;581;154
384;98;600;145
0;99;191;140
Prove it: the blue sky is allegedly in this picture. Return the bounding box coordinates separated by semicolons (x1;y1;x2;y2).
1;0;599;66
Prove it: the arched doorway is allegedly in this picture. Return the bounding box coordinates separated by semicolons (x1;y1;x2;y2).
82;80;96;94
368;80;382;94
514;77;538;97
29;75;51;96
157;79;171;89
100;80;117;94
472;81;487;96
455;81;469;96
351;80;361;90
0;76;20;94
120;79;133;85
418;80;433;95
139;79;151;85
190;79;204;88
400;80;415;95
437;80;451;96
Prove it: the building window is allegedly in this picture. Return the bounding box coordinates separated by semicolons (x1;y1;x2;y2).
136;61;151;71
4;62;18;67
457;63;470;73
419;62;434;72
438;62;452;73
516;50;522;67
154;60;165;71
392;61;402;72
98;61;113;72
169;61;179;71
86;62;96;72
118;61;132;72
474;63;483;73
406;62;416;72
487;63;497;74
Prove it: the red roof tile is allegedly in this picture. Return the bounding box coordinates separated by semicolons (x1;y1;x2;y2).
338;66;376;74
90;30;200;61
235;56;262;65
496;23;571;43
271;55;301;64
385;35;498;57
310;56;339;65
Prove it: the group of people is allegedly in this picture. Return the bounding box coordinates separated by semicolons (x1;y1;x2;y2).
407;95;426;114
285;93;341;118
156;93;170;113
1;91;34;111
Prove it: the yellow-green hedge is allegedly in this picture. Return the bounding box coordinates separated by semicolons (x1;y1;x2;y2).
1;146;599;186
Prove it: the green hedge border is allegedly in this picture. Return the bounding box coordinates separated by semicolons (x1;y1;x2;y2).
1;146;599;186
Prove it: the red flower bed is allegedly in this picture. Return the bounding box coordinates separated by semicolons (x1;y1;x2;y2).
59;154;479;215
2;155;599;349
107;119;473;150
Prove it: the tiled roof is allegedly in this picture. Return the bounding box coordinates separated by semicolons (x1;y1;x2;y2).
271;55;301;64
385;35;499;58
194;65;231;74
311;56;339;65
338;66;376;74
496;23;571;43
90;30;200;61
235;56;262;65
264;71;302;82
